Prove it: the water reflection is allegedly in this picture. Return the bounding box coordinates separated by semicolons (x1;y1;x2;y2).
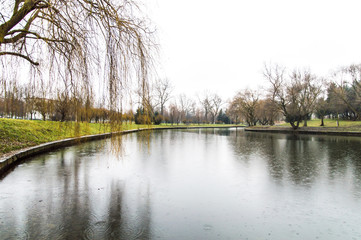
1;129;361;239
228;131;361;189
0;140;154;240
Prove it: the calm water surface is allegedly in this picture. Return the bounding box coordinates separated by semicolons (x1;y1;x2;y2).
1;129;361;240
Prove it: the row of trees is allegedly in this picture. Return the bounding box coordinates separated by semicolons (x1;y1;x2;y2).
0;78;120;122
0;76;233;125
228;63;361;129
3;62;361;128
139;79;228;125
132;77;235;125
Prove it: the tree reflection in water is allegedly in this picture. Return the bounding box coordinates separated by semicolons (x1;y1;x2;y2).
0;138;154;239
229;130;361;190
1;129;361;239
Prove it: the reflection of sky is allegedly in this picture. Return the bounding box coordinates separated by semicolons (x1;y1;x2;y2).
1;129;361;239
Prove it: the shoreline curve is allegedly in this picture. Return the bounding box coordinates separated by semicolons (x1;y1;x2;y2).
0;126;240;177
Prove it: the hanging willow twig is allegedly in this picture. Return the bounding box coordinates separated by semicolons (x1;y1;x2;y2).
1;0;156;113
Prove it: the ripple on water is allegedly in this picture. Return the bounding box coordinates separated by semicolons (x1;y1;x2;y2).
1;229;29;240
131;228;146;240
83;220;111;239
203;224;213;231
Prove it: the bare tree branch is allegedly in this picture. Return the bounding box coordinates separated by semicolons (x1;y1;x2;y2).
1;0;156;114
0;51;39;65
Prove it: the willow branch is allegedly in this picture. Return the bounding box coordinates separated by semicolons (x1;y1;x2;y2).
0;51;39;65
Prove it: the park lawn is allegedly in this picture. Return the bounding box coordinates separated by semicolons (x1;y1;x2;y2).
279;119;361;131
0;119;147;155
0;118;238;155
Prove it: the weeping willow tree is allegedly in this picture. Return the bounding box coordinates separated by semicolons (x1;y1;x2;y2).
0;0;155;126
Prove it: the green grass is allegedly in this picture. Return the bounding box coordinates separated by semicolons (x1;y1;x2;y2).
247;119;361;133
279;119;361;129
0;118;239;155
0;119;143;154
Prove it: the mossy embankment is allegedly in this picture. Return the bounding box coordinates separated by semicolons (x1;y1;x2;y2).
246;119;361;136
0;118;239;156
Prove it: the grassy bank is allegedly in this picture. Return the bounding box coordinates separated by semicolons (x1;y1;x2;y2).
247;119;361;133
279;119;361;131
0;118;238;155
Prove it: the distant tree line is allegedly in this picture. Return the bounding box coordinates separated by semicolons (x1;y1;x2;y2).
227;63;361;129
3;63;361;128
0;77;234;125
132;80;231;125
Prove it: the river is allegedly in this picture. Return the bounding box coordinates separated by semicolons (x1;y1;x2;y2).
1;129;361;239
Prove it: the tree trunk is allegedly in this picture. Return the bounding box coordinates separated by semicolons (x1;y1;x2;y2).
290;120;300;130
303;116;307;127
320;117;324;126
336;112;339;127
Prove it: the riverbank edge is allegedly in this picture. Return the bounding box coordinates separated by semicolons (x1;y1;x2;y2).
0;125;240;177
245;126;361;137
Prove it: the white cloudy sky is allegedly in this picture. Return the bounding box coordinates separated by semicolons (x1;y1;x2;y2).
146;0;361;100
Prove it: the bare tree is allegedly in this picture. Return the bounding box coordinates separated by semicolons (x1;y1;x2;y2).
229;89;259;126
256;98;278;125
137;79;153;125
24;82;36;120
327;82;348;126
2;77;25;118
198;91;212;124
168;101;180;125
330;65;361;120
154;78;173;116
347;64;361;99
210;94;222;124
53;89;70;122
227;103;241;124
290;69;322;127
315;97;329;126
194;106;203;125
178;94;192;123
264;64;321;129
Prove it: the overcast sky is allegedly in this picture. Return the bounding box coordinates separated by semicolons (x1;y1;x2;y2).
146;0;361;101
